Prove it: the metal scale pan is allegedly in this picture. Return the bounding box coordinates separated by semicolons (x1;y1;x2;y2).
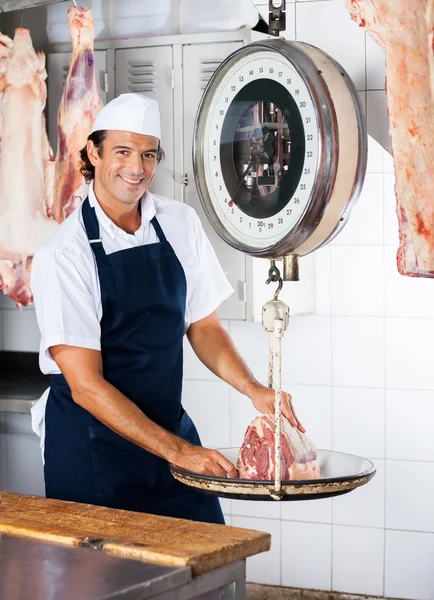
170;449;375;501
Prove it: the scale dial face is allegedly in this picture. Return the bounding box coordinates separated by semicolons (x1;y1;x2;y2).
194;40;367;258
202;49;319;249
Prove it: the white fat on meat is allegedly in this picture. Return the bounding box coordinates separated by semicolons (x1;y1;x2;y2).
345;0;434;277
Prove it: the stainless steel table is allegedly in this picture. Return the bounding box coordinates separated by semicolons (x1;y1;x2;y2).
0;534;246;599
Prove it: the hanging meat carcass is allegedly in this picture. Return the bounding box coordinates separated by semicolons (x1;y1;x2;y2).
237;414;320;480
345;0;434;277
0;6;102;306
53;6;103;223
0;29;57;307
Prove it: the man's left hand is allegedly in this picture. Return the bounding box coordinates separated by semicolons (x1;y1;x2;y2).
247;383;306;433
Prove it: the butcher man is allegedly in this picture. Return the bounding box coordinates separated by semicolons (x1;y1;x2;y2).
32;93;304;524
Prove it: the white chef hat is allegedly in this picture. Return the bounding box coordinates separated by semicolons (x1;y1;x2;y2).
90;93;161;140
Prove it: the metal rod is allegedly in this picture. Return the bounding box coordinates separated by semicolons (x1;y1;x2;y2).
273;317;284;494
72;0;77;5
20;10;23;27
268;332;274;389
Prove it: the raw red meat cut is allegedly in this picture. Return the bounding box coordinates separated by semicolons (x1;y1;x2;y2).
346;0;434;277
53;6;103;222
237;414;320;480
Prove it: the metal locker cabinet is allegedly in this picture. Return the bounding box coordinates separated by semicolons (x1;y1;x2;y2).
115;46;175;200
47;50;108;152
182;41;246;320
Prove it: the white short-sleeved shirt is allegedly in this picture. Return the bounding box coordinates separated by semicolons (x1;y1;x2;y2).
31;184;233;375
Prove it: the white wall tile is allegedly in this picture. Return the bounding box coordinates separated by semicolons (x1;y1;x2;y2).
366;33;386;90
331;317;384;388
182;380;230;449
383;173;399;247
367;90;392;153
367;135;383;174
232;499;281;520
382;148;394;173
385;247;434;318
330;246;384;317
331;173;383;246
229;387;260;448
219;497;232;516
284;4;296;41
332;460;384;528
386;460;434;533
232;516;281;585
281;521;331;590
315;246;331;315
386;389;434;462
229;321;269;385
295;1;366;91
281;497;331;524
183;337;218;381
284;385;331;451
385;530;434;600
332;387;384;458
332;526;384;595
385;318;434;390
282;316;331;386
2;309;40;352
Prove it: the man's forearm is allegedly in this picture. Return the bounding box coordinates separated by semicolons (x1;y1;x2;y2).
187;320;259;397
72;379;187;463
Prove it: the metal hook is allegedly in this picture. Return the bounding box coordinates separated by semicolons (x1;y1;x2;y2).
265;260;283;299
20;10;23;27
273;277;283;300
72;0;78;6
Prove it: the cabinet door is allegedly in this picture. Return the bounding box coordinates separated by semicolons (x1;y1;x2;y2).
182;42;246;320
47;51;108;152
115;46;174;200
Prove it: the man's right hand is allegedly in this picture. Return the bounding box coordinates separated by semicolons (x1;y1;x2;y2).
174;444;238;478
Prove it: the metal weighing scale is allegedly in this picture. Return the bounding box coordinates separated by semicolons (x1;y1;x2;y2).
171;2;375;501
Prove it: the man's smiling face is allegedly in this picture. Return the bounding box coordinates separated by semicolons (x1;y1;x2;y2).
88;130;159;206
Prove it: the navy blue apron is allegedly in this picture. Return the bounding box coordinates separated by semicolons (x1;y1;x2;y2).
44;197;224;524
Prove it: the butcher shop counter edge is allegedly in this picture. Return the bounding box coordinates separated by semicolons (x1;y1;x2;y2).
0;492;272;577
0;351;48;413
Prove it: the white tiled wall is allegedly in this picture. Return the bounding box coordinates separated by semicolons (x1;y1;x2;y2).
1;2;430;599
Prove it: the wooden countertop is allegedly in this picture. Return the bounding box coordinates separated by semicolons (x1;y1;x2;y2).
0;492;271;575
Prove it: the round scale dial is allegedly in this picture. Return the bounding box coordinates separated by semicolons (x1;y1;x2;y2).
194;39;367;258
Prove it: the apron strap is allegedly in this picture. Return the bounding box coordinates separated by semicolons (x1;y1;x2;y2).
81;197;110;268
150;216;168;243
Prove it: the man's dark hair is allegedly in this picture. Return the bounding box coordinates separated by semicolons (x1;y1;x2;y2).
79;130;165;184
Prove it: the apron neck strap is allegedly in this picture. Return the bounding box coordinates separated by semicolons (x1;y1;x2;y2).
81;197;108;267
82;197;101;242
150;216;167;243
